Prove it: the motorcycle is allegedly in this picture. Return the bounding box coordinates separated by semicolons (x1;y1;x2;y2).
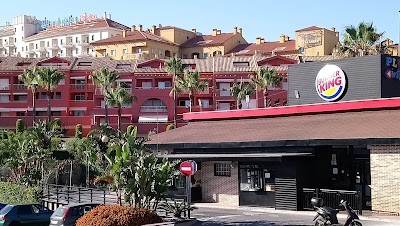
311;197;362;226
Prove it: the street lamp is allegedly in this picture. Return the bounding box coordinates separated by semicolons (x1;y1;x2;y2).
84;151;91;187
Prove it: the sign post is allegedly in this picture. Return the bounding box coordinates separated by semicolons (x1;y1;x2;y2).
180;160;197;219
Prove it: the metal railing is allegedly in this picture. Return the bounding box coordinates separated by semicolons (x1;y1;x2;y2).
303;188;362;215
13;84;27;90
140;106;168;112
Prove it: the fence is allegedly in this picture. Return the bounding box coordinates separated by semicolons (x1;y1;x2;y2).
303;188;362;215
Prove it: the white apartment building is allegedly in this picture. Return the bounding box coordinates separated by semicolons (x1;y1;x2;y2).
0;13;129;58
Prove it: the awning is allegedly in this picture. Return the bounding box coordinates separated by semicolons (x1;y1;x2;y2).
70;76;85;80
69;107;87;111
157;153;312;159
139;115;168;123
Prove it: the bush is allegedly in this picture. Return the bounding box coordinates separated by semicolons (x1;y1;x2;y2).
53;118;61;127
0;182;42;204
16;119;25;133
76;205;163;226
75;124;83;139
126;125;134;135
166;124;174;131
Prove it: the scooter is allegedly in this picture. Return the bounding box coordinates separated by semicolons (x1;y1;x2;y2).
311;197;362;226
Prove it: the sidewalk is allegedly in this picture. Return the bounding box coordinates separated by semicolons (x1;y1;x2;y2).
192;202;400;224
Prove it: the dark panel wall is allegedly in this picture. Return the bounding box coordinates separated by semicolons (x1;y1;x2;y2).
288;55;382;105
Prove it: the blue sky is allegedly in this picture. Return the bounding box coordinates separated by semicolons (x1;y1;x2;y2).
2;0;399;43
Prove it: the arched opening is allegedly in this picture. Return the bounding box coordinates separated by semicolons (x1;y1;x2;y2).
165;50;171;57
140;98;167;112
191;52;200;59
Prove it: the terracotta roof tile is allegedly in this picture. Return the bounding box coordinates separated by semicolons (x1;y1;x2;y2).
181;33;235;48
148;109;400;146
227;40;297;56
91;30;178;46
295;26;322;32
24;18;129;41
0;27;15;37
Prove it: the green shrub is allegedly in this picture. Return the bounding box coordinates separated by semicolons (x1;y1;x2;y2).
75;124;83;139
76;205;163;226
0;182;42;204
126;125;134;135
166;124;174;131
16;119;25;133
53;118;61;127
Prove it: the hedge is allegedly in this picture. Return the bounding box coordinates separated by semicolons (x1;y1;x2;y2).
0;182;42;204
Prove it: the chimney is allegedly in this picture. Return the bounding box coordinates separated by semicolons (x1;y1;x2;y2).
122;30;127;38
131;25;136;31
238;28;242;34
217;29;221;35
332;27;336;32
104;12;107;19
192;28;196;33
279;34;286;43
233;27;238;34
108;13;111;19
138;24;143;32
151;25;156;34
261;38;265;44
212;29;218;36
256;37;262;45
285;35;290;42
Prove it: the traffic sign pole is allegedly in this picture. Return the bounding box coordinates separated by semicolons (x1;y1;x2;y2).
186;175;191;219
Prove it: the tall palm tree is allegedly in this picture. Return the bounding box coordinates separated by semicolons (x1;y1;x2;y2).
36;68;65;122
166;58;183;128
251;68;282;108
19;67;40;125
338;22;384;57
171;70;208;112
92;67;120;125
105;87;137;137
231;81;255;109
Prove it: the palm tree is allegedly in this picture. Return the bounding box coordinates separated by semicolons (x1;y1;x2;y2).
36;68;65;122
19;67;39;125
231;81;255;109
171;70;208;112
105;87;137;137
166;58;183;128
251;68;282;108
338;22;384;57
92;67;120;125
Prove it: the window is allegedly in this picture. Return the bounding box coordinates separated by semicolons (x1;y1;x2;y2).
14;38;16;42
136;48;142;53
76;37;78;42
123;49;127;54
14;28;16;32
60;39;63;45
36;92;47;100
182;55;187;59
203;53;209;59
76;49;79;54
22;47;24;51
51;111;61;116
214;163;231;177
35;44;38;49
240;165;275;192
54;92;62;100
178;100;190;107
16;111;25;116
111;50;115;56
60;50;63;56
116;64;131;69
91;35;95;41
199;99;210;108
74;93;86;101
73;110;85;116
13;95;27;102
22;26;23;31
59;79;65;85
233;62;250;67
0;95;9;103
47;41;49;47
17;205;32;215
87;48;90;54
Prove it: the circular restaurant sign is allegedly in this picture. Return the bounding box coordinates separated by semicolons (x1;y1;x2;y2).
315;64;347;101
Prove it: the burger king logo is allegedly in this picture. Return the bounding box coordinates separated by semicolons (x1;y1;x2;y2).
315;65;347;101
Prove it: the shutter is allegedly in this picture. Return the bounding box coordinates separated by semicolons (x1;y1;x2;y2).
275;178;297;210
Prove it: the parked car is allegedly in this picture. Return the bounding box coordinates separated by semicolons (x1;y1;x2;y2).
0;204;6;210
0;204;53;226
50;203;100;226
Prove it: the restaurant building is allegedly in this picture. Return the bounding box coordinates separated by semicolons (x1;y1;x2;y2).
148;55;400;215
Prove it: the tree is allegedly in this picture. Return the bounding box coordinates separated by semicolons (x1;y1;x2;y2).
19;68;39;124
171;71;208;112
16;119;25;133
105;87;137;137
166;58;183;129
92;67;120;125
338;22;384;57
75;124;83;139
126;125;134;135
36;68;65;122
251;68;282;108
230;81;255;109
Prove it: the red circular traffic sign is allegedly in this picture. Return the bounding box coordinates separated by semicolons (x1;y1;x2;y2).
180;161;194;176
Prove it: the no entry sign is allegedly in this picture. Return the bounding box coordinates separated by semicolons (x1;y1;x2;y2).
180;160;197;176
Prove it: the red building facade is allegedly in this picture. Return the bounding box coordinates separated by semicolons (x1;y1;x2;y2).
0;54;320;136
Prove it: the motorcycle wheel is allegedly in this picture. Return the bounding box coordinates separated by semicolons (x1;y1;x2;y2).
349;221;362;226
314;218;327;226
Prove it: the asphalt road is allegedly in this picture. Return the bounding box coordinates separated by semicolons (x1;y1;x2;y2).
191;207;400;226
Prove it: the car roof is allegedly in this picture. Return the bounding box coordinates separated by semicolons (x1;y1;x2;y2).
61;203;101;208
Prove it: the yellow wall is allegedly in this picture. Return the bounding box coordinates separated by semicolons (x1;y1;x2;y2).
295;28;339;56
158;28;197;45
93;41;180;60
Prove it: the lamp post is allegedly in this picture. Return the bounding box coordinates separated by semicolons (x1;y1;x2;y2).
84;151;90;187
31;80;38;125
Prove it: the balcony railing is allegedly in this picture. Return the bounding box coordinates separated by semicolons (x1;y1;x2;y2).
4;41;15;47
140;106;168;112
215;88;232;97
0;84;10;90
135;86;172;90
70;84;95;90
76;40;90;46
60;42;74;48
13;84;27;90
46;44;59;50
35;47;47;53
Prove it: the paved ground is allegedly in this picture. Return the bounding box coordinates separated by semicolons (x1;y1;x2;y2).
190;207;400;226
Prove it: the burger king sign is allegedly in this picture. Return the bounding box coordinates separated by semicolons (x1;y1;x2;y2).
315;64;347;101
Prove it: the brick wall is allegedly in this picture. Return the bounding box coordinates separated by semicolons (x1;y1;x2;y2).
201;161;239;206
370;145;400;214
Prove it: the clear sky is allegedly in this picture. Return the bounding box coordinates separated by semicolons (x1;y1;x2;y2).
1;0;399;43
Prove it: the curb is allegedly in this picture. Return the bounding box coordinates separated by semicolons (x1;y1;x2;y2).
192;204;400;223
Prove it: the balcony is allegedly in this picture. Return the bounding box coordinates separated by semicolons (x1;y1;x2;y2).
121;52;154;60
26;48;35;54
35;47;47;53
60;42;74;48
140;106;168;112
70;84;95;90
76;40;90;47
13;84;27;90
46;44;59;50
4;41;15;48
0;84;10;90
